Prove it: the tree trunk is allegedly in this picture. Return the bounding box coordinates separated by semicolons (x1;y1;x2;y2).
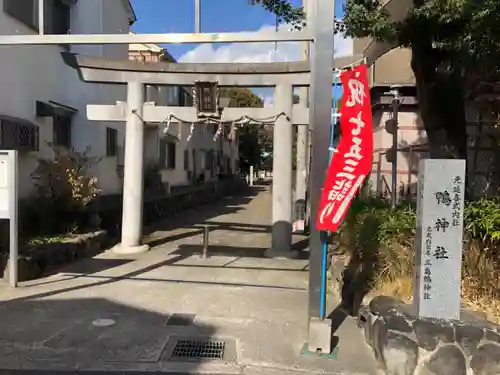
411;43;468;159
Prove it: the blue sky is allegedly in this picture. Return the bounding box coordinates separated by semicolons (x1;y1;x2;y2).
130;0;347;104
131;0;345;60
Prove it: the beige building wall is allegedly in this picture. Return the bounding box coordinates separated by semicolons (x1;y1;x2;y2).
128;42;238;188
369;108;426;199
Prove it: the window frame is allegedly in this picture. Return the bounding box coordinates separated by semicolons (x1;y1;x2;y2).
3;0;72;35
52;115;72;148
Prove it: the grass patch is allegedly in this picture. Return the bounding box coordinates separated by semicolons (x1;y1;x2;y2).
26;235;65;246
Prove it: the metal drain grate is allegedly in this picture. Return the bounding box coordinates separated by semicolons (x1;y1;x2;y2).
172;339;225;360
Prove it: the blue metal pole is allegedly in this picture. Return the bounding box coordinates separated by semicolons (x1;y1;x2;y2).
318;75;340;319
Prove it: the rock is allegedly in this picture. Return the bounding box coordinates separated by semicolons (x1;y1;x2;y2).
419;345;466;375
455;323;484;356
358;307;375;345
370;296;406;316
385;313;413;333
88;213;102;230
361;294;500;375
2;231;109;282
381;330;418;375
372;315;387;362
5;256;42;282
470;343;500;375
485;329;500;343
413;319;454;351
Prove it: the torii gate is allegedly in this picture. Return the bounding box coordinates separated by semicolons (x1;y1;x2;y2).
0;0;358;352
62;53;362;259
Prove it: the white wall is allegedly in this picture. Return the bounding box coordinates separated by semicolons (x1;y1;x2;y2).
157;120;239;187
159;122;189;187
0;0;131;198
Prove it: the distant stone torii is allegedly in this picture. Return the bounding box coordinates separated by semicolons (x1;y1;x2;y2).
61;52;363;257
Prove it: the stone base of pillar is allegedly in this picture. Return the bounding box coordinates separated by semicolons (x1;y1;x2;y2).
264;248;300;259
112;243;150;255
307;317;333;354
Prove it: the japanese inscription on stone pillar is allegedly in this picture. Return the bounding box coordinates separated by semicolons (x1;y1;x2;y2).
413;159;465;320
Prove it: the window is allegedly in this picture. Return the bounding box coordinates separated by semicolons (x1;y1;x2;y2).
106;127;117;157
200;150;206;170
4;0;71;34
184;149;189;170
53;115;71;147
179;87;194;107
167;87;179;106
166;142;176;169
50;0;71;35
159;139;166;168
3;0;37;30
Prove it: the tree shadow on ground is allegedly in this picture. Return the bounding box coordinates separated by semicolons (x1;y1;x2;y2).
145;221;272;249
143;187;263;239
0;297;220;373
4;187;263;284
172;239;310;262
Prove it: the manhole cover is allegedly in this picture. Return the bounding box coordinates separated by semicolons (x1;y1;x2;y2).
92;318;116;327
163;337;237;363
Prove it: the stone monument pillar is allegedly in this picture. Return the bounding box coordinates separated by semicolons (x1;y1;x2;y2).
295;0;311;221
114;81;149;254
267;83;294;257
413;159;466;320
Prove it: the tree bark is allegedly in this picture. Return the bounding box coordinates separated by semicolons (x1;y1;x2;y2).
411;43;468;159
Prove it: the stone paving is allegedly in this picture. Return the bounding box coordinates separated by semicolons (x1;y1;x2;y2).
0;185;379;374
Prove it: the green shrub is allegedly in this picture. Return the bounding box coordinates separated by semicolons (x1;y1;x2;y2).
464;198;500;243
29;144;101;233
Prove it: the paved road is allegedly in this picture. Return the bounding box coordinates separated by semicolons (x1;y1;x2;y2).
0;187;377;375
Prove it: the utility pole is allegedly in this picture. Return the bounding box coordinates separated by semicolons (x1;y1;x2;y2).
194;0;201;33
389;86;401;208
293;0;311;233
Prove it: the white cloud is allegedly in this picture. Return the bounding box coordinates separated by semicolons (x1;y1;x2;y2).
262;94;275;106
179;23;353;63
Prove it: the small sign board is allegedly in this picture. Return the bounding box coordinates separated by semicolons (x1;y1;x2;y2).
0;151;19;287
0;153;12;218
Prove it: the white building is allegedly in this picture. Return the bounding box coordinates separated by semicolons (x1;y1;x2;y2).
128;39;239;190
0;0;135;198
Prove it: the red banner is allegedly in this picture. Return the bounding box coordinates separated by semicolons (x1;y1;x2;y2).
317;64;373;231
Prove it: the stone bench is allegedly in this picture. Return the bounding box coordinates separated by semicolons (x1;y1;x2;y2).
358;295;500;375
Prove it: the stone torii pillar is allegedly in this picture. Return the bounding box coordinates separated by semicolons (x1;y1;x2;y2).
294;0;313;233
266;83;295;257
116;81;149;254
